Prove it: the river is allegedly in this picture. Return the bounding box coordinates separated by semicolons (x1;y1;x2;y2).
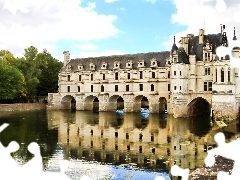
0;110;239;179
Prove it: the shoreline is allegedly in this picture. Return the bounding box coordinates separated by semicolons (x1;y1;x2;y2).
0;103;47;112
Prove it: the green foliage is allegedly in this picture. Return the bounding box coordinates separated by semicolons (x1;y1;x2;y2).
0;61;24;100
36;49;63;96
0;46;63;103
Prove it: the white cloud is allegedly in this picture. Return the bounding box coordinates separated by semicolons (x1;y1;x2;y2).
0;0;120;58
163;0;240;50
145;0;156;4
105;0;119;3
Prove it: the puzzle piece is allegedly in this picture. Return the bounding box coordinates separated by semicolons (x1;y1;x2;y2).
205;132;240;180
170;165;189;180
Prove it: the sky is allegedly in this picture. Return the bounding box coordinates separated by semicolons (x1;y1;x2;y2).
0;0;240;61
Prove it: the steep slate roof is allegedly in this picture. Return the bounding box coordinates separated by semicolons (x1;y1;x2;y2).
188;33;222;61
65;51;170;72
178;47;189;64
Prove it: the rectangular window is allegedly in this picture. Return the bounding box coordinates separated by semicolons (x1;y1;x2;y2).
67;86;70;92
91;74;93;81
180;86;181;90
78;86;80;92
140;71;143;79
208;67;210;75
139;84;143;91
174;86;176;90
168;71;170;78
127;73;130;79
204;82;212;91
216;69;218;82
115;72;118;80
101;85;104;92
103;74;105;80
152;72;155;78
174;71;176;75
168;84;170;91
208;82;212;91
204;82;207;91
68;75;70;81
115;85;118;92
126;84;129;92
180;71;182;76
228;69;230;82
205;67;211;75
79;75;82;81
91;85;93;92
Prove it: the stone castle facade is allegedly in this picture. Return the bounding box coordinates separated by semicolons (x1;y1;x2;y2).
48;26;240;120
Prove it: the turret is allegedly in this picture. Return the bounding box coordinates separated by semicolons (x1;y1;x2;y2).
63;51;70;67
171;36;178;63
199;29;204;45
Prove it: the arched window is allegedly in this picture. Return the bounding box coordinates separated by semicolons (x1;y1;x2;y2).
221;68;224;82
151;84;154;91
101;85;104;92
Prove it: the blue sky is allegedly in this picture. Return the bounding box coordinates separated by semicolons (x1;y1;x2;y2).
0;0;239;60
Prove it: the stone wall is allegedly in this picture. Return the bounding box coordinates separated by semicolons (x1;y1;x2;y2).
0;103;46;111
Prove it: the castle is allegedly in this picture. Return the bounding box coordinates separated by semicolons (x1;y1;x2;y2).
47;25;240;120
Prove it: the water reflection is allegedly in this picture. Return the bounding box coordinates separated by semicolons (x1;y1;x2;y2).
0;110;239;179
47;110;235;178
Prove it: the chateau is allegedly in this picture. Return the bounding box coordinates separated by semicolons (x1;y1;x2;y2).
48;26;240;120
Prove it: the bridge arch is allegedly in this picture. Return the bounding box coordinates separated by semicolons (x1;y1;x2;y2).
62;95;76;109
108;95;124;111
84;95;99;111
187;97;211;116
133;95;149;112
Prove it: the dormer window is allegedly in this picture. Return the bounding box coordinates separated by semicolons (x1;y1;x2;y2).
114;61;120;69
66;64;71;71
150;59;157;67
78;64;83;70
101;62;107;69
138;60;145;68
89;63;95;70
126;60;132;69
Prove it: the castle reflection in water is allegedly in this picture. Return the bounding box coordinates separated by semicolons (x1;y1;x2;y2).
47;110;240;177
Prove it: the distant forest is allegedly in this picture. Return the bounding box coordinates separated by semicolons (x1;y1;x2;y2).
0;46;62;103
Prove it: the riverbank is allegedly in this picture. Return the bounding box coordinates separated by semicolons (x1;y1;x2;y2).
0;103;46;112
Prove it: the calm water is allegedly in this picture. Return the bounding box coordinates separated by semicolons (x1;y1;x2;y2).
0;110;239;179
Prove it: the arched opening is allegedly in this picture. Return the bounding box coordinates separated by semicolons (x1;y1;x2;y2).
93;97;99;112
62;95;76;110
133;95;149;112
117;96;124;110
84;95;99;111
187;97;211;117
141;96;149;108
159;97;167;113
109;95;124;111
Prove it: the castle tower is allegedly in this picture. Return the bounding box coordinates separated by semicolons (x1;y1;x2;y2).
189;46;196;92
199;29;204;45
63;51;70;67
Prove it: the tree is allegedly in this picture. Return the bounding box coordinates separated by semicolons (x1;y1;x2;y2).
18;46;41;102
36;49;63;96
0;61;25;101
